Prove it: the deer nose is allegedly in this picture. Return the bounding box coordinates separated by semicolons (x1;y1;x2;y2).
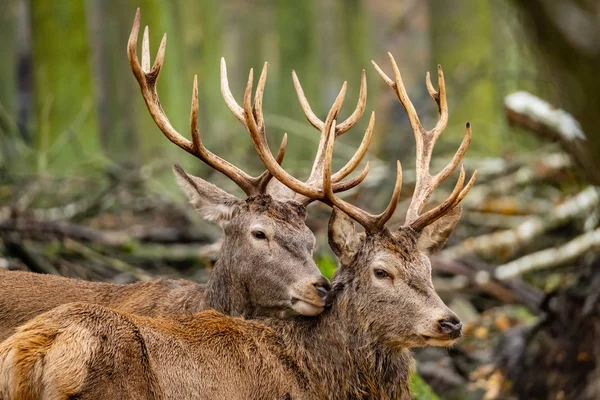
438;316;462;339
313;277;331;300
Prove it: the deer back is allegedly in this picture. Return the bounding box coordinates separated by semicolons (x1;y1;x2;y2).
0;269;205;341
0;303;304;400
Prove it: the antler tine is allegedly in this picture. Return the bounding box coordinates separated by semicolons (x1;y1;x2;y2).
425;65;448;137
254;133;288;189
292;69;367;137
323;120;403;232
220;58;246;126
372;52;477;230
410;166;478;231
129;9;285;196
305;81;347;182
331;111;375;182
242;67;323;199
372;53;422;135
128;9;193;154
292;69;372;189
220;60;371;203
253;62;268;132
298;80;374;202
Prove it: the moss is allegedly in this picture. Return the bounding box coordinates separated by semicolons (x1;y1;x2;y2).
410;372;441;400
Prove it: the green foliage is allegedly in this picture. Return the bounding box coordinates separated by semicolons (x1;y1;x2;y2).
410;372;441;400
316;253;337;280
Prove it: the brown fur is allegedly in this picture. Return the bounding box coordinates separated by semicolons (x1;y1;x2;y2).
0;208;462;399
0;188;329;341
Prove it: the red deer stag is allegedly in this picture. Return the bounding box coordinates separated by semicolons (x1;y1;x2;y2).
0;53;476;399
0;8;372;341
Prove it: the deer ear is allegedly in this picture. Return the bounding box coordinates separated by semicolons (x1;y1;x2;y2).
328;208;362;265
173;165;242;225
416;205;462;255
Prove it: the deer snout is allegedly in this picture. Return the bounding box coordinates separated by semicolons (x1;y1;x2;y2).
438;315;462;339
289;276;330;316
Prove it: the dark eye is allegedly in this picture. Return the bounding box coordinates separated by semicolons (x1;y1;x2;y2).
374;269;390;279
252;230;267;240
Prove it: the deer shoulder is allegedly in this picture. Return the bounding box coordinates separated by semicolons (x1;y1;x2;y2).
0;302;303;400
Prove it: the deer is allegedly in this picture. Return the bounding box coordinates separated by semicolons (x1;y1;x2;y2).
0;49;476;399
0;8;372;342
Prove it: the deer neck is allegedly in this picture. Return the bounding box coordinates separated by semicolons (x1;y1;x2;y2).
266;287;413;399
204;248;252;317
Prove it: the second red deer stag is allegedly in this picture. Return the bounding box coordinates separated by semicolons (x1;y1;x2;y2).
0;50;476;399
0;9;371;341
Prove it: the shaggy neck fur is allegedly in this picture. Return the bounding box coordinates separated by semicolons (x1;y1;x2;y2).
203;245;249;317
265;276;414;399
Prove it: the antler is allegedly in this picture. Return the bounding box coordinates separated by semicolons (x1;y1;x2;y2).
293;69;366;137
220;59;373;204
323;121;403;233
372;53;477;232
292;70;372;185
127;9;285;197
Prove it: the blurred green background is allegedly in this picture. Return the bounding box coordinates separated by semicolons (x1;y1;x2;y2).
0;0;559;184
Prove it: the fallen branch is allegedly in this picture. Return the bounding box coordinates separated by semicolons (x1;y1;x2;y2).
505;91;599;185
495;228;600;280
0;218;131;247
462;153;571;209
440;186;599;260
3;237;60;275
63;239;153;281
433;257;543;310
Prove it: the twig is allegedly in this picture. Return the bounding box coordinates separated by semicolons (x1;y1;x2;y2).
440;186;600;260
63;239;153;281
432;256;543;310
495;228;600;280
462;153;571;208
0;218;131;247
3;237;60;275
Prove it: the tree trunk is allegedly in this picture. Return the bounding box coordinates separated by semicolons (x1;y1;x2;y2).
428;0;503;155
29;0;99;173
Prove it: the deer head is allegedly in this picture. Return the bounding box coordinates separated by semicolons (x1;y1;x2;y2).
127;9;371;317
324;54;476;347
253;52;476;346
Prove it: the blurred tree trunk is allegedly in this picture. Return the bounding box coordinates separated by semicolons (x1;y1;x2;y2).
0;0;20;161
86;0;138;165
29;0;99;173
428;0;503;155
0;0;18;121
128;0;187;166
511;0;600;184
334;0;373;153
275;0;319;167
495;2;600;398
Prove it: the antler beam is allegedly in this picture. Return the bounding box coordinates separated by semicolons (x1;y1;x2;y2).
220;59;373;204
372;53;477;231
128;8;285;196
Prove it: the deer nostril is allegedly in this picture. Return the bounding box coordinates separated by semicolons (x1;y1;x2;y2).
438;317;462;339
313;278;331;299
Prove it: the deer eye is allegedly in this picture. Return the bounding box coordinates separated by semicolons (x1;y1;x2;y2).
373;269;391;280
251;230;267;240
